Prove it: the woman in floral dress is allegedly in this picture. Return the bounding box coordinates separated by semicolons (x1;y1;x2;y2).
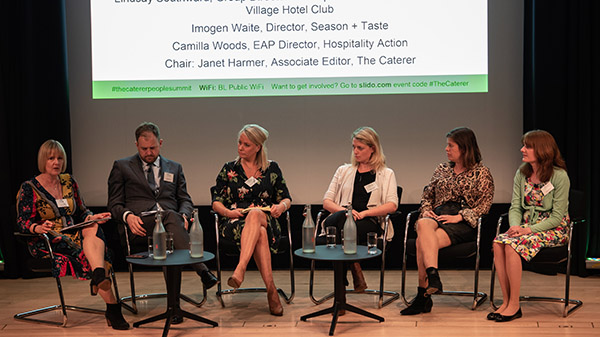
16;140;128;329
211;124;291;316
489;130;570;322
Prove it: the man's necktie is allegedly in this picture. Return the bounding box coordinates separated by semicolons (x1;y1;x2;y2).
146;164;158;195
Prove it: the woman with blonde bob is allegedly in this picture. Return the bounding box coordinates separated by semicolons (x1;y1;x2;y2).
488;130;570;322
211;124;292;316
322;127;398;295
16;140;129;329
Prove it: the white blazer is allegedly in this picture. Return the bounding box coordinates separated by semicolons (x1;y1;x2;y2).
323;164;398;240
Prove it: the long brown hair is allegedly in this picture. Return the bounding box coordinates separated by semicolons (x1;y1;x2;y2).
519;130;566;182
446;127;482;169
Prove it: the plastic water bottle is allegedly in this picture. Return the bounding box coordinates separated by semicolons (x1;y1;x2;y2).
302;204;316;253
189;208;204;258
152;212;167;260
343;205;357;254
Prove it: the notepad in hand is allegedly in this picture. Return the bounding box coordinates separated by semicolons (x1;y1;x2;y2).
59;217;112;232
240;206;271;214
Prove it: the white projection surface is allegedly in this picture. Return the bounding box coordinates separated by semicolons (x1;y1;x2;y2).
90;0;488;98
67;0;523;206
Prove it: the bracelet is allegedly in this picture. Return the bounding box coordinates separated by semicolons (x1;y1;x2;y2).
282;200;290;210
30;224;38;234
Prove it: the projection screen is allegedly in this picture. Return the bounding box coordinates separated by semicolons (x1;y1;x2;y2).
90;0;488;98
66;0;523;207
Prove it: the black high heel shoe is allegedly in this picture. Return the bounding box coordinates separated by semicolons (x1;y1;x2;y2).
106;303;130;330
90;268;111;296
495;308;522;322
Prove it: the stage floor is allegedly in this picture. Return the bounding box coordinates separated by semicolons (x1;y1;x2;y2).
1;270;599;336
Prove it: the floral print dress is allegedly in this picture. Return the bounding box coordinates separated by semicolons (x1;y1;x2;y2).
211;160;291;253
494;178;570;261
16;174;110;279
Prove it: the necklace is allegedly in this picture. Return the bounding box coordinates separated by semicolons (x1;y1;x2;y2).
242;161;259;178
41;174;62;199
53;178;62;198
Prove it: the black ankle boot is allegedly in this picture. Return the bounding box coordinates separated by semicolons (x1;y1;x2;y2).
400;287;433;315
90;268;111;296
106;303;130;330
426;267;443;295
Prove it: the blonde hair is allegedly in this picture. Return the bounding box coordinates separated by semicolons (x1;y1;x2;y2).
237;124;270;171
351;127;386;171
37;139;67;173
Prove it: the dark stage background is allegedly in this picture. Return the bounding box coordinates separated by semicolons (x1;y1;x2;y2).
1;1;598;278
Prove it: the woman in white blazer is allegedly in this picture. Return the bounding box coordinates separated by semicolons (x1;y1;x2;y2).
322;127;398;299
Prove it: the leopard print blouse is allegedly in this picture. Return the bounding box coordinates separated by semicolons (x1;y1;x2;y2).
420;162;494;228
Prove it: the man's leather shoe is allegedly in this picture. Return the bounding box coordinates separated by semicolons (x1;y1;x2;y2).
200;270;218;289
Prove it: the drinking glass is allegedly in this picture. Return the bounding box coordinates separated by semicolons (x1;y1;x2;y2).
367;232;378;255
147;237;153;258
166;232;174;254
326;226;336;248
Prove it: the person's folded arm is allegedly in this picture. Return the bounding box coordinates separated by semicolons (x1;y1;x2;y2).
107;161;129;223
358;202;397;219
459;167;495;227
529;170;570;233
174;164;193;217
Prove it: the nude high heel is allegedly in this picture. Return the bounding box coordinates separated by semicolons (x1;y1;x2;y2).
267;289;283;316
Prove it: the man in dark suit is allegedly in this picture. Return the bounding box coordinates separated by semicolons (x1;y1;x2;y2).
107;122;218;291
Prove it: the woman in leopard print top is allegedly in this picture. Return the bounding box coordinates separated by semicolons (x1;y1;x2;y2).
401;127;494;316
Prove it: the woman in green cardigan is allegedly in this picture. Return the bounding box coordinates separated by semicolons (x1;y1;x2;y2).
489;130;570;322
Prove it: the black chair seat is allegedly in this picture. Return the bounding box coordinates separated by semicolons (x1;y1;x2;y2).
523;246;568;275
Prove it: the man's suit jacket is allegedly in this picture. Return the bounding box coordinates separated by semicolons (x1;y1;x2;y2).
107;154;193;223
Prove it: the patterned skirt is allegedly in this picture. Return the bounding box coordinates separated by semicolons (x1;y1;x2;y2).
493;225;569;261
28;227;111;280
